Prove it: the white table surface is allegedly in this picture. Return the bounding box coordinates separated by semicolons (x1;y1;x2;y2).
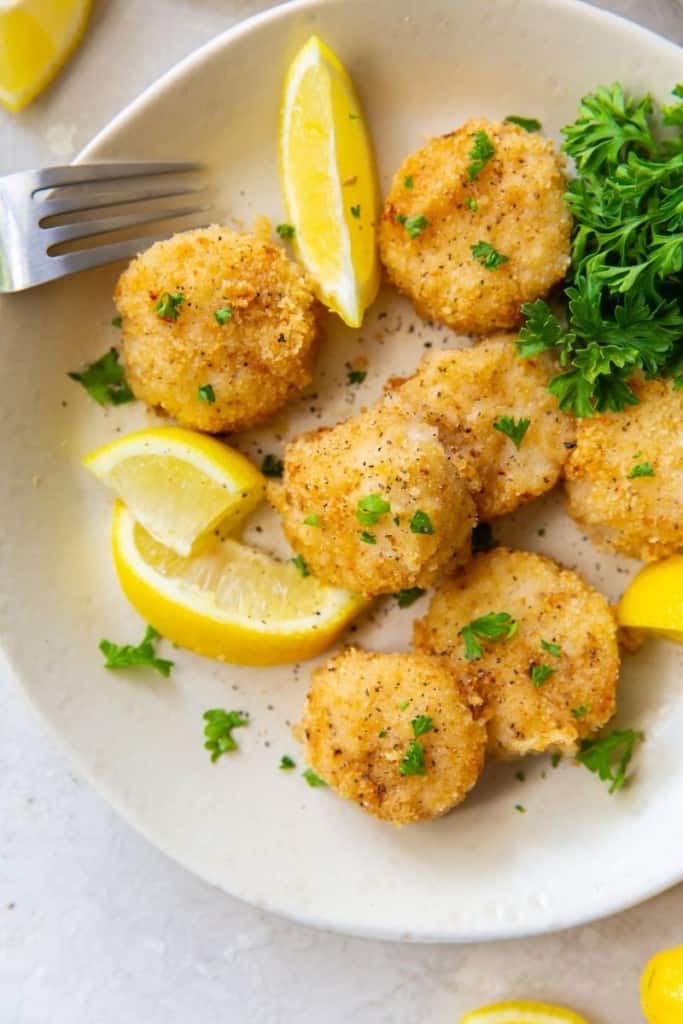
1;2;682;1021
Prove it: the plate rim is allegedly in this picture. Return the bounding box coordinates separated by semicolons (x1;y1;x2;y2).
4;0;683;944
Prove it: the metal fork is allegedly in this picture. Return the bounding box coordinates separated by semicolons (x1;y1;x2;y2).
0;162;209;293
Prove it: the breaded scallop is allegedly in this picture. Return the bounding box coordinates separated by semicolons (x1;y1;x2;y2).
378;119;571;334
565;377;683;562
386;334;576;519
268;400;476;596
298;648;488;826
114;226;320;433
414;548;619;759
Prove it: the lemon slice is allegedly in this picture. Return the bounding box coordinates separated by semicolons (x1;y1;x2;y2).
112;503;368;666
460;1001;589;1024
641;945;683;1024
0;0;91;113
84;426;265;557
279;34;380;327
617;555;683;643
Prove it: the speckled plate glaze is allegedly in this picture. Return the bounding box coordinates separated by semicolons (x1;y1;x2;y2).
1;0;682;942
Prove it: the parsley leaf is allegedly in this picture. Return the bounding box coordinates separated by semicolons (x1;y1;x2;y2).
203;709;249;762
551;752;562;768
515;804;527;814
359;530;376;544
347;369;367;385
467;130;495;179
518;84;683;416
261;454;283;478
276;223;295;239
409;510;435;534
412;715;433;737
571;704;590;719
505;115;542;132
99;625;173;677
466;196;479;211
292;555;310;577
155;291;184;320
404;175;414;189
303;513;322;527
398;214;429;238
459;612;518;660
493;415;530;449
280;755;296;770
303;768;327;787
530;663;555;687
111;315;122;328
627;461;655;478
214;306;233;325
471;522;498;553
577;729;644;793
357;493;391;525
68;349;134;406
197;384;215;404
541;639;562;658
400;741;426;776
394;587;426;608
350;204;361;218
471;240;509;269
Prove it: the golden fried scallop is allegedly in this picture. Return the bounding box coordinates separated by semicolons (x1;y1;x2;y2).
114;226;320;433
386;334;576;519
299;648;488;826
269;400;476;596
378;119;571;334
565;377;683;562
414;548;619;759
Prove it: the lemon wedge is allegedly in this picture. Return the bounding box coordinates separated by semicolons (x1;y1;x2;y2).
279;34;380;327
112;503;367;666
0;0;91;113
617;555;683;643
460;1001;589;1024
641;945;683;1024
84;427;265;557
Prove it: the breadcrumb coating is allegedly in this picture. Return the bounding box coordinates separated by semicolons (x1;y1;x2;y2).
378;119;572;334
115;226;320;433
298;648;488;826
565;377;683;562
414;548;619;759
386;335;576;519
269;400;475;596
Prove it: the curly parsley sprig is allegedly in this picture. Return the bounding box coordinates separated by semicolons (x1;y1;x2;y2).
518;83;683;416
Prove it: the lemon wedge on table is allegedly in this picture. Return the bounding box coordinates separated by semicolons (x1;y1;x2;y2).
112;503;367;666
83;427;265;558
279;34;380;327
460;1001;589;1024
617;555;683;643
641;945;683;1024
0;0;91;113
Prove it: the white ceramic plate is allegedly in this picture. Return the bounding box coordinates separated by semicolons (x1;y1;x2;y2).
1;0;682;943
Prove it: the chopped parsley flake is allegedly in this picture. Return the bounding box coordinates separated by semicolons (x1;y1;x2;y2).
409;509;434;534
303;513;322;527
68;348;134;406
111;315;122;328
515;804;527;814
292;555;310;577
551;752;562;768
530;663;555;687
350;204;361;218
400;741;426;776
276;223;295;239
395;587;426;608
303;768;327;787
378;729;388;738
155;291;184;320
99;625;173;677
571;704;590;719
197;384;215;404
397;213;428;238
493;415;530;449
347;369;367;385
261;454;284;478
577;729;644;793
412;715;433;737
459;612;517;660
466;196;479;211
359;530;376;544
357;493;391;525
214;306;233;325
467;130;495;179
404;175;414;189
505;115;542;132
541;639;562;658
203;708;248;762
349;112;361;120
627;461;655;478
279;755;296;771
472;240;509;269
398;699;411;711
